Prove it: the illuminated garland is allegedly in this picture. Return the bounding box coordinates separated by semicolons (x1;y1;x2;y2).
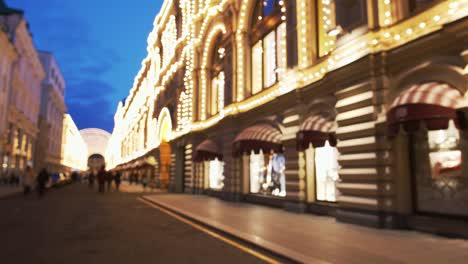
200;24;227;120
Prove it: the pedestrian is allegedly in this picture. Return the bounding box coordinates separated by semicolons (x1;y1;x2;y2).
88;171;95;188
37;168;49;197
142;173;148;189
114;171;121;191
23;166;34;195
135;173;140;184
9;171;16;186
97;165;106;193
0;170;6;185
106;171;113;191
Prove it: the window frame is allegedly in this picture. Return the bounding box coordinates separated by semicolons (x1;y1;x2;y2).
249;0;287;96
208;34;228;117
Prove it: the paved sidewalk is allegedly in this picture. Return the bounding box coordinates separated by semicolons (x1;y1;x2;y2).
143;194;468;264
120;181;166;194
0;186;22;198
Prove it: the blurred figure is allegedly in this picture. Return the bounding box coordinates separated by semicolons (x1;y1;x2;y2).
114;171;121;191
129;173;134;184
88;171;95;188
97;165;106;193
71;171;79;182
23;166;34;195
106;171;113;191
9;171;18;186
141;173;148;189
37;168;50;197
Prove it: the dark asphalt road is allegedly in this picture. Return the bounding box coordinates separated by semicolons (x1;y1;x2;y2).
0;184;267;264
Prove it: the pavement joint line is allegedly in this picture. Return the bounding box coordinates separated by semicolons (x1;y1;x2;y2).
137;197;282;264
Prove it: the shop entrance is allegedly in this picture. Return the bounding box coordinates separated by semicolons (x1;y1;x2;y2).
159;141;171;188
157;108;172;189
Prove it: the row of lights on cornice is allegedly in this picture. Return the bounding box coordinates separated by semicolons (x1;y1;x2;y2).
301;0;463;85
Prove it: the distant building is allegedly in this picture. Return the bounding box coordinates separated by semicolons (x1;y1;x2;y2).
36;51;66;173
0;0;46;174
0;4;18;178
61;114;87;171
80;128;111;159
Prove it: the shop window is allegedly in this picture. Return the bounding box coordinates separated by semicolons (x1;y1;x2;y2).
315;141;340;202
208;158;224;190
249;150;286;197
209;37;226;116
305;141;340;202
411;121;467;217
427;122;461;178
318;0;368;57
250;0;287;95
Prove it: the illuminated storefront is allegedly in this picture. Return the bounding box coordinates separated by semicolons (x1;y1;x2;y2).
106;0;468;237
388;82;468;218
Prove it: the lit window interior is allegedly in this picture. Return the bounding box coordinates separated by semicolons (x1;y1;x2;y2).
428;121;461;178
314;141;340;202
209;158;224;190
250;150;286;197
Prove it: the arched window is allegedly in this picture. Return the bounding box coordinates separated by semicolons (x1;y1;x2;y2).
250;0;287;95
209;35;225;116
318;0;368;56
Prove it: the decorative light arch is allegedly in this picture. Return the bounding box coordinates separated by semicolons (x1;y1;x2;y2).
157;107;173;144
200;23;227;120
236;0;257;101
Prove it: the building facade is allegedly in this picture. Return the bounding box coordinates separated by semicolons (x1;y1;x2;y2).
35;51;66;173
0;1;46;175
107;0;468;237
61;114;87;172
0;7;17;179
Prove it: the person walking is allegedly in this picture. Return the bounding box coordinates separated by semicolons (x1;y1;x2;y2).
37;168;49;197
114;171;121;191
106;171;113;191
141;173;148;189
97;165;106;193
23;166;34;195
88;171;95;189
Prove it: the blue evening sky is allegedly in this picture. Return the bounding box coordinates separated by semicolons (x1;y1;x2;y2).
6;0;164;132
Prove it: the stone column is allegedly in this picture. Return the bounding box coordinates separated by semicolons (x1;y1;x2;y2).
220;129;240;201
282;110;304;212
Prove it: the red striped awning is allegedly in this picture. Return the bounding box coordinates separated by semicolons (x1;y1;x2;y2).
387;82;463;136
297;116;337;150
233;124;283;156
193;139;222;161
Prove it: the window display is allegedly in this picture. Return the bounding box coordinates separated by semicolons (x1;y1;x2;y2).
250;150;286;197
314;141;340;202
428;122;461;178
208;158;224;190
412;121;467;217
